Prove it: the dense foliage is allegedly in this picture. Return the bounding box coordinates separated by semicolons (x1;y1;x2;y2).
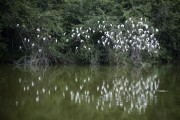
0;0;179;65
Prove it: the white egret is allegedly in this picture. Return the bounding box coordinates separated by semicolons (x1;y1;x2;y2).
37;28;40;32
38;49;42;53
19;46;22;50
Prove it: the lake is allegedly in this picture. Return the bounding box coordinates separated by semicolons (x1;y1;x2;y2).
0;64;180;120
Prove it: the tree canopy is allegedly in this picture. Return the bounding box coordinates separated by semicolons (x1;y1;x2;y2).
0;0;179;64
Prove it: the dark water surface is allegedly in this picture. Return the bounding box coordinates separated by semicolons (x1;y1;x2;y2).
0;64;180;120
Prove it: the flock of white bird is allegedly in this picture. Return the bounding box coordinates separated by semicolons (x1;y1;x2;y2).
18;27;57;53
68;17;160;56
18;17;160;58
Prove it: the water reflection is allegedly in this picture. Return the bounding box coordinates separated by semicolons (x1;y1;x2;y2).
1;65;180;120
67;69;159;114
14;66;159;114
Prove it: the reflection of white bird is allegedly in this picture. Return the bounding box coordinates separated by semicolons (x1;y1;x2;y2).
66;85;68;91
75;78;78;82
27;86;29;91
84;79;86;83
42;88;45;93
91;95;94;102
71;91;74;101
97;86;99;91
88;77;90;82
80;85;83;90
16;101;18;106
19;78;21;83
63;92;65;98
55;86;57;91
36;96;39;102
109;103;111;108
96;105;98;110
32;81;34;87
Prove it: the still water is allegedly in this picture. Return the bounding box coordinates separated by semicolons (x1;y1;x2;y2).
0;64;180;120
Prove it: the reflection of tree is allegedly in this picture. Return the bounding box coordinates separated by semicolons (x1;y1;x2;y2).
95;72;159;113
14;65;160;115
153;65;180;120
1;65;180;120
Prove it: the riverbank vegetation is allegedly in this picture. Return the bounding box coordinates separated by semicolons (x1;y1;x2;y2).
0;0;179;66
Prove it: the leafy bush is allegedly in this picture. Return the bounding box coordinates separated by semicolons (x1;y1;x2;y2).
16;25;66;66
0;42;7;57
